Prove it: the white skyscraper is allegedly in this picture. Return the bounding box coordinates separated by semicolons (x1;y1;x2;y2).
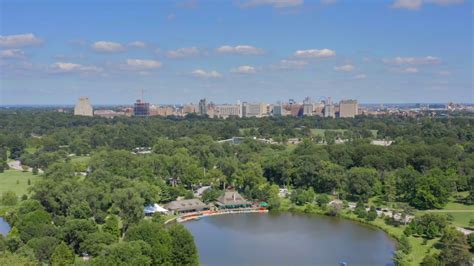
74;97;93;117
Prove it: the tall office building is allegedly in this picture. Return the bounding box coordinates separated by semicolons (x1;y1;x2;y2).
272;103;286;116
324;97;335;118
242;102;266;117
339;99;358;118
74;97;93;117
133;99;150;117
198;98;208;115
303;103;314;116
214;104;242;118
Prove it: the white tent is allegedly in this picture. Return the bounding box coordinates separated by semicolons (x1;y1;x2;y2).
144;203;169;215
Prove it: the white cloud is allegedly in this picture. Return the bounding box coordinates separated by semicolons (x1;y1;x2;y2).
383;56;441;65
128;41;146;48
294;48;336;58
191;69;222;78
391;0;422;10
0;49;25;59
353;74;367;79
91;41;125;53
50;62;102;73
391;0;462;10
125;59;162;70
237;0;303;8
334;64;354;72
0;33;42;47
167;47;199;58
278;59;308;69
231;65;256;74
274;59;308;69
402;67;419;73
216;45;264;55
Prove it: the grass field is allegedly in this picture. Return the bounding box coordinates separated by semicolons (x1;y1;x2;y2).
416;196;474;228
0;170;41;198
310;128;378;138
70;155;91;164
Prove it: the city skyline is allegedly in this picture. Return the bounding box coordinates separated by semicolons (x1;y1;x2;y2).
1;0;473;105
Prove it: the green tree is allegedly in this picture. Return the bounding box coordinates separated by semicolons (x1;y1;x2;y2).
61;219;97;253
50;242;75;266
438;227;471;266
398;235;411;254
168;224;199;266
26;236;59;263
354;201;367;218
112;188;145;232
346;167;380;201
125;220;172;265
80;232;116;256
420;254;439;266
1;191;18;206
92;241;152;266
366;206;378;221
102;215;120;240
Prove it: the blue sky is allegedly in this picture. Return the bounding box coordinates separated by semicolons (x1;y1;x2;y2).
0;0;472;105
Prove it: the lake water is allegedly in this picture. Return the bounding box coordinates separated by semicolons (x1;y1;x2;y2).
0;217;11;236
185;212;396;266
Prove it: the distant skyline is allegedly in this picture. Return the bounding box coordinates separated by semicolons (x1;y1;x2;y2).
0;0;473;105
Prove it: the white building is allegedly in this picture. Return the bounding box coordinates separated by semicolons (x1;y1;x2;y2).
214;104;242;118
74;97;93;117
243;103;267;117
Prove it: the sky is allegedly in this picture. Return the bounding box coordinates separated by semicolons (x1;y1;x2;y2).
0;0;473;105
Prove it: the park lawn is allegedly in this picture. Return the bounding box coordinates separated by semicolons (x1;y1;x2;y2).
415;199;474;228
310;128;378;138
70;155;91;164
443;201;474;211
0;170;40;198
310;128;346;137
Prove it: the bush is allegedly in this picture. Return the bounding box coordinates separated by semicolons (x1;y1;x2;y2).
1;191;18;206
366;206;377;221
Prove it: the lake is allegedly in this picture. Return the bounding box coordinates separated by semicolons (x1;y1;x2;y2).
185;212;396;266
0;217;11;236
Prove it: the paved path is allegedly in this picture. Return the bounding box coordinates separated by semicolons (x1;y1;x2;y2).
7;160;43;173
456;227;473;235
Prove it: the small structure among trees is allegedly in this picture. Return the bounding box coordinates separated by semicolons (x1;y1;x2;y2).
216;191;251;209
165;199;208;214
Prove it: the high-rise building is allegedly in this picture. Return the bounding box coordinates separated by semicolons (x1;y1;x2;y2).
133;99;150;117
324;97;335;118
214;104;242;118
74;97;93;117
303;103;314;116
198;98;208;115
272;103;287;116
339;99;358;118
242;102;266;117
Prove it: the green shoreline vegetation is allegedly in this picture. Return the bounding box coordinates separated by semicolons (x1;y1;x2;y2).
0;110;473;265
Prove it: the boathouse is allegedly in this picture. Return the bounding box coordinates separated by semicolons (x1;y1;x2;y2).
165;199;208;214
216;191;252;209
